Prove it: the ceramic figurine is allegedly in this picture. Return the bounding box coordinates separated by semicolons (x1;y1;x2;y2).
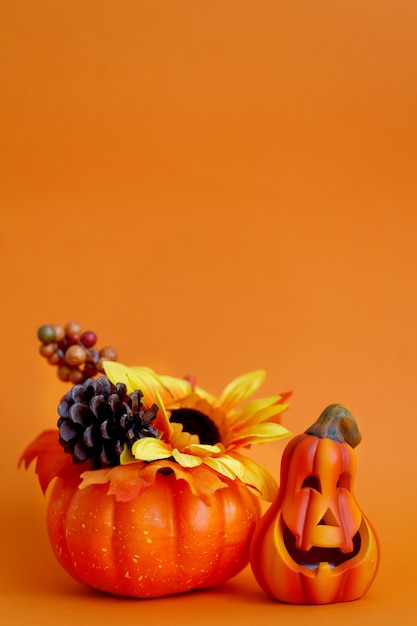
250;404;380;604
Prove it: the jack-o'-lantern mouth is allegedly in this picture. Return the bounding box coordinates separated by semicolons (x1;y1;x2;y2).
283;525;361;569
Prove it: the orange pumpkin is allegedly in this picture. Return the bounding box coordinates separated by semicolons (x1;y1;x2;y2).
250;404;379;604
46;465;260;598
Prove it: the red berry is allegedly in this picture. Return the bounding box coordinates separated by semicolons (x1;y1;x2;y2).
80;330;97;348
66;333;80;346
57;364;72;382
65;322;81;346
48;350;63;365
69;369;85;384
83;362;98;378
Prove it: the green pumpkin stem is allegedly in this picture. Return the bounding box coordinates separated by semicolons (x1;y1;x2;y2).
305;404;362;448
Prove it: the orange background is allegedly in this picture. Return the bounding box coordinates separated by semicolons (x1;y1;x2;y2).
1;1;417;623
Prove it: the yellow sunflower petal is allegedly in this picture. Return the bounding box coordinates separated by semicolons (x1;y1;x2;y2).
217;370;266;411
131;437;172;461
193;385;216;404
103;362;173;437
172;449;203;467
166;392;202;411
127;366;167;398
123;368;172;437
132;368;188;405
120;444;136;465
104;362;165;405
184;443;223;457
170;427;200;450
158;375;193;401
231;403;289;430
145;384;173;437
228;395;287;427
103;361;131;387
231;452;279;501
202;454;245;480
231;422;291;448
249;401;290;425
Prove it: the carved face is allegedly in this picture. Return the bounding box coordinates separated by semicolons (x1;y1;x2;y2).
281;435;363;562
250;408;380;604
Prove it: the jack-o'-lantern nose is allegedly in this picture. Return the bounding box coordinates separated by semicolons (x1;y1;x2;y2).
318;509;339;526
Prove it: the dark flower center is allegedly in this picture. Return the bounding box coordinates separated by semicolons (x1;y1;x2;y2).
169;408;221;446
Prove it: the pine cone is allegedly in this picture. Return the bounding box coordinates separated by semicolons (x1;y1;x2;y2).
57;376;159;469
120;390;159;446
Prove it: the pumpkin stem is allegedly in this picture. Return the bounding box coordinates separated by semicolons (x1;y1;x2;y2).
305;404;362;448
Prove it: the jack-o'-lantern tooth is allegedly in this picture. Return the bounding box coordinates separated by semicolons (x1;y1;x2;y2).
317;562;331;576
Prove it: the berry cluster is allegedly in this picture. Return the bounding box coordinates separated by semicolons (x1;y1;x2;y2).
37;322;118;384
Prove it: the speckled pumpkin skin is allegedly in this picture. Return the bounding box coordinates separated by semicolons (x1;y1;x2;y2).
46;470;260;598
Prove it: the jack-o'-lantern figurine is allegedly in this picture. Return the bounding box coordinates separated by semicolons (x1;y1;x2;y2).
250;404;379;604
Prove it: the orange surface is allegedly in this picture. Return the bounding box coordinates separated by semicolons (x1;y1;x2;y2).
1;1;417;623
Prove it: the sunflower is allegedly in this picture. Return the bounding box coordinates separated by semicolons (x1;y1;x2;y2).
103;361;291;501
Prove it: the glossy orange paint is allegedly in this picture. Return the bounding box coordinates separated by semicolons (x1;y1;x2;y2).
250;406;380;604
46;469;260;598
